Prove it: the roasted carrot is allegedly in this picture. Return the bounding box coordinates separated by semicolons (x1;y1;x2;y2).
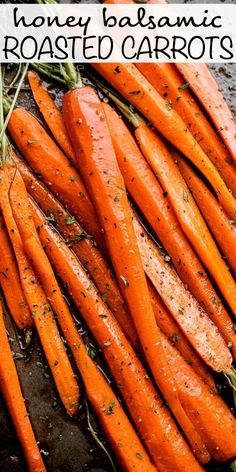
176;153;236;277
62;67;214;462
9;168;90;404
0;302;46;472
0;162;79;417
135;120;236;316
0;65;80;416
7;108;105;252
14;153;214;390
148;281;216;390
29;193;204;471
10;173;154;472
160;329;236;462
92;63;236;218
0;215;32;329
177;63;236;164
56;329;158;472
31;192;236;465
13;153;137;347
136;63;236;196
102;101;236;360
28;70;76;163
132;209;232;373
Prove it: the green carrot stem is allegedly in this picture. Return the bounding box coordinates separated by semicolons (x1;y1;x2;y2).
5;64;22;95
59;63;83;89
31;63;67;85
0;63;29;144
225;368;236;407
32;63;82;90
230;460;236;472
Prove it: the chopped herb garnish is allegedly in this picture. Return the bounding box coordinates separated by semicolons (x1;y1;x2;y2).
65;216;76;225
70;175;77;182
212;296;221;307
178;306;185;315
129;90;141;95
99;313;107;319
178;83;189;91
114;195;120;202
101;293;107;303
106;400;115;415
114;66;121;73
171;333;179;343
45;214;55;223
43;305;51;314
35;172;42;179
87;345;97;359
183;191;189;202
40;416;48;422
19;300;26;306
165;101;173;110
136;453;143;460
120;275;129;287
13;352;24;360
76;231;93;241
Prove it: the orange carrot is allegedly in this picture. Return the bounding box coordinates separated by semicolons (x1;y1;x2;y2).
29;193;204;471
30;195;236;465
135;121;236;316
102;101;236;360
148;281;216;391
13;153;137;347
132;209;232;374
177;63;236;164
0;215;32;329
176;153;236;277
10;173;155;472
59;328;158;472
160;329;236;462
92;63;236;218
62;74;214;462
13;153;214;390
136;63;236;196
28;70;76;162
0;301;46;472
0;162;79;417
8;108;105;252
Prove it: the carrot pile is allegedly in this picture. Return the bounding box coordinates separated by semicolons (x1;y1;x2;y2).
1;55;236;472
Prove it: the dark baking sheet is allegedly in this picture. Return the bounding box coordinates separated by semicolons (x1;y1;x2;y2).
0;3;236;470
